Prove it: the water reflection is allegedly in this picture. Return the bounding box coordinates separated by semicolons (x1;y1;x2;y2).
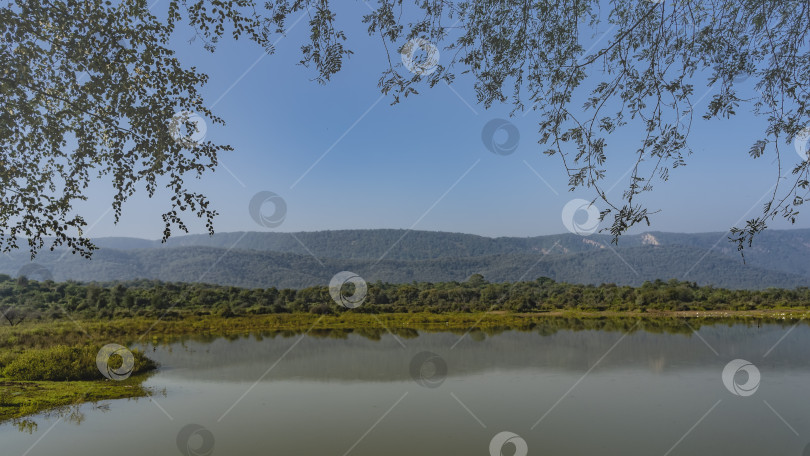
2;320;810;456
136;314;805;347
131;318;810;384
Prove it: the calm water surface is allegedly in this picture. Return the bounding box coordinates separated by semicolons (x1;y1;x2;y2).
3;322;810;455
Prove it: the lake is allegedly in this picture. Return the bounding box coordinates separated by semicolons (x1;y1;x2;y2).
3;320;810;455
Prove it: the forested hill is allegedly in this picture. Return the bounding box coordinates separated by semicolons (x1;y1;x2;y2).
84;228;810;277
1;229;809;289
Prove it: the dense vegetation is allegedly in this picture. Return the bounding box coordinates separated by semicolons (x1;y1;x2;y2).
1;274;809;323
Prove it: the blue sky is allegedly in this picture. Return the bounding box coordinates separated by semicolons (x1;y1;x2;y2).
77;2;809;240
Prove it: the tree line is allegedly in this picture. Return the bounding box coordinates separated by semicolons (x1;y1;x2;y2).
1;273;809;323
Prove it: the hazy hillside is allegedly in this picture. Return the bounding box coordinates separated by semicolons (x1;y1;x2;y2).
1;241;808;289
85;228;810;278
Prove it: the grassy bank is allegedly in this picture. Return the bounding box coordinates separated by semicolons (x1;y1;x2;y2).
2;309;809;350
0;376;152;422
0;345;156;423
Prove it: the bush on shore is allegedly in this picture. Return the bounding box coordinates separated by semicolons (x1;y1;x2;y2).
2;345;156;381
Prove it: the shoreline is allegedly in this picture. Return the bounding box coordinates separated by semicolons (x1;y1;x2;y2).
1;310;807;424
2;310;808;348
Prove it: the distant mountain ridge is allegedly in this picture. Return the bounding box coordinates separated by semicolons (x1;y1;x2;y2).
93;228;810;276
1;228;809;289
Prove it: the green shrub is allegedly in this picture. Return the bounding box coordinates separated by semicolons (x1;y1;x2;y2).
0;388;11;406
2;345;156;381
